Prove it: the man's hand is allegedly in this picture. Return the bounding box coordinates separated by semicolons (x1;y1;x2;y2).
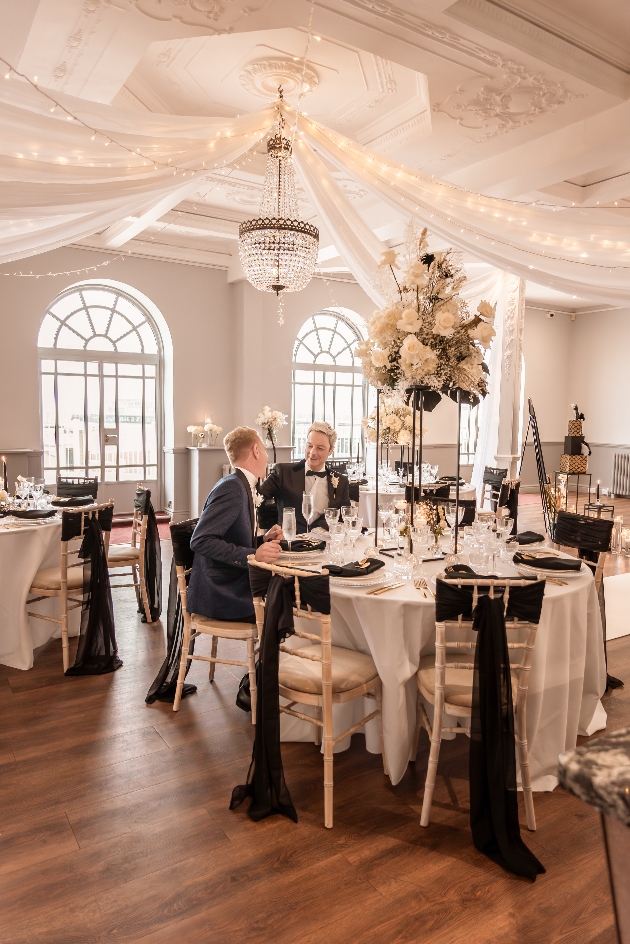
263;524;284;542
255;540;282;563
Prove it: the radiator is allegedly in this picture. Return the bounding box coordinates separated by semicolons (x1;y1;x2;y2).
612;452;630;497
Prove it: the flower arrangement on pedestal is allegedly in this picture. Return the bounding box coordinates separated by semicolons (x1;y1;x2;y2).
362;392;427;446
255;405;288;463
355;224;495;404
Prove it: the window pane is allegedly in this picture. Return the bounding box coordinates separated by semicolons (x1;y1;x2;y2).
104;377;116;428
56;373;85;470
138;322;158;354
104;467;116;482
86;361;98;374
105;444;117;466
103;363;115;375
86;335;115;351
88;307;111;335
41;373;57;469
117;363;143;376
82;289;115;309
40;359;54;372
335;347;354;366
56;360;84;374
119;466;144;481
145;379;157;466
115;296;145;325
87;376;100;469
50;294;82;320
57;325;85;350
108;312;132;341
66;311;92;339
38;315;60;347
294;369;313;383
118;377;144;468
146;466;157;480
116;332;142;353
144;364;156;377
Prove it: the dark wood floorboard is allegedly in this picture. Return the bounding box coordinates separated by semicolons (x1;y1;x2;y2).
1;504;628;943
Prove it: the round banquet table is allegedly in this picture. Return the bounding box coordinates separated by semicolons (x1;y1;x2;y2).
0;518;80;670
280;535;607;792
358;485;477;528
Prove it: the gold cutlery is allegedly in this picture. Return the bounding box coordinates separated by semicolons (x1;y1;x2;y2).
545;577;568;586
413;578;428;598
366;582;404;595
415;577;435;597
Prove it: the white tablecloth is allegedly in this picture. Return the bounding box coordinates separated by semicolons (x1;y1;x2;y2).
0;519;80;670
359;486;477;528
281;537;606;791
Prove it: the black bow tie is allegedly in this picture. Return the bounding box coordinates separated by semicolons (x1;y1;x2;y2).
306;470;327;478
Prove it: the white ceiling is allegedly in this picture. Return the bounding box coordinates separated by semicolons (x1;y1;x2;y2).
3;0;630;308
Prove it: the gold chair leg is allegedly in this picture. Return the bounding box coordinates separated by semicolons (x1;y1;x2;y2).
411;687;423;763
173;618;191;712
208;637;218;681
323;697;334;829
139;574;152;624
314;705;322;747
132;563;141;609
375;683;389;777
61;605;69;673
516;704;536;830
246;636;257;726
420;702;443;828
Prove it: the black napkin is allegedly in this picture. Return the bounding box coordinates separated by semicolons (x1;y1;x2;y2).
513;551;582;572
280;539;326;552
4;508;58;519
326;558;385;578
51;496;95;507
507;531;544;546
444;564;500;580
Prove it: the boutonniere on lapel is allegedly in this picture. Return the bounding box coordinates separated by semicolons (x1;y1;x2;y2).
330;470;339;498
253;491;264;509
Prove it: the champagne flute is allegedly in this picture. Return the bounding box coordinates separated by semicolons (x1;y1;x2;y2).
282;507;296;553
302;491;315;534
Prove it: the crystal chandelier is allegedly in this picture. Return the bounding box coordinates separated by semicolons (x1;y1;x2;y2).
239;105;319;306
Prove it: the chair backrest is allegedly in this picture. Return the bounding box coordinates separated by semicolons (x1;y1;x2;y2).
555;510;614;553
481;466;507;510
247;557;331;654
348;482;360;503
57;475;99;500
59;500;115;577
434;575;545;711
257;498;279;531
131;486;151;549
169;518;199;611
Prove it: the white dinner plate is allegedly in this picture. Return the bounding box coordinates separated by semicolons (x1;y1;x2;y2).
515;563;583;579
330;570;392;588
279;549;326;561
507;540;547;550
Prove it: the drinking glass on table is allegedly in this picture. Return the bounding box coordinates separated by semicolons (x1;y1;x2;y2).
328;522;346;565
282;507;296;553
341;505;354;524
325;507;339;530
347;516;362;552
32;478;45;508
302;491;315;534
469;545;490;574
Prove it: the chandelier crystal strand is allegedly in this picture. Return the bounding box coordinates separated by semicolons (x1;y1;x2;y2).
238;99;319;311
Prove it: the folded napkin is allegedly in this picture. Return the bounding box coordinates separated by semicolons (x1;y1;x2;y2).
4;508;57;520
443;564;499;580
513;551;582;572
280;538;326;552
51;496;95;507
326;558;385;578
507;531;545;546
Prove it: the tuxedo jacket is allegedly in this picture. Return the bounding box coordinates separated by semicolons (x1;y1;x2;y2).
187;470;259;620
259;459;350;533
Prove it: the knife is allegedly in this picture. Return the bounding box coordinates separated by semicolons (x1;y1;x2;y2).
366;582;404;595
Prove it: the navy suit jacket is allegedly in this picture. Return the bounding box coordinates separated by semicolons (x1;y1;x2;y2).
259;459;350;533
187;471;258;620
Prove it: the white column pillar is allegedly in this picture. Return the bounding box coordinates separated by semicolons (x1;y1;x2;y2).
494;274;526;478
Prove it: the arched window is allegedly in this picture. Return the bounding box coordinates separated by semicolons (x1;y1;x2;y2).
292;309;370;459
39;284;162;491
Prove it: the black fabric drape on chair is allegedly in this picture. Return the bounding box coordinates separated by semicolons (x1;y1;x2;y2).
145;519;198;704
136;489;162;623
435;578;546;880
65;508;122;675
230;567;330;823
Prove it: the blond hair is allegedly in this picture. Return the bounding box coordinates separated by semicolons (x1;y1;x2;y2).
223;426;263;466
307;421;337;452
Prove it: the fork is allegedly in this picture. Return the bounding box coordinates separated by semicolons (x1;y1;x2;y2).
413;578;428;598
414;577;435;597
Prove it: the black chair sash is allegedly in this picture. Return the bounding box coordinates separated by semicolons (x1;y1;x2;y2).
135;489;162;623
435;578;545;880
56;476;99;500
146;519;198;704
231;568;331;823
554;510;613;553
65;514;122;676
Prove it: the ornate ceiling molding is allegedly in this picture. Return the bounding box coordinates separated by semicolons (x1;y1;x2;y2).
50;0;107;86
240;58;319;99
336;56;397;124
130;0;270;32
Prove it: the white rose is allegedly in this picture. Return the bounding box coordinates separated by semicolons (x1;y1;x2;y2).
378;249;399;269
477;299;496;322
354;339;371;358
383;305;402;324
371;348;390;368
380;414;391;429
397;428;412;445
433;306;458;337
401;334;424;359
404;260;429;289
468;322;496;348
396;307;422;332
389;415;402;432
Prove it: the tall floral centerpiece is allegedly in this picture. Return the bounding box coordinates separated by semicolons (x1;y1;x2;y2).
255;405;288;464
355;223;495;546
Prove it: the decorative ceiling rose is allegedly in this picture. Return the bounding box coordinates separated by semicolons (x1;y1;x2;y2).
240;59;319;99
239;99;319;305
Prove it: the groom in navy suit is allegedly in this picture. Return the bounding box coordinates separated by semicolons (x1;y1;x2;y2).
187;427;283;623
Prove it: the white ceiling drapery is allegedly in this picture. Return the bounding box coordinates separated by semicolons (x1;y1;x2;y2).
0;81;628;305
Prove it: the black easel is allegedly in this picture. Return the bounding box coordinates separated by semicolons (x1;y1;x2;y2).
519;398;554;536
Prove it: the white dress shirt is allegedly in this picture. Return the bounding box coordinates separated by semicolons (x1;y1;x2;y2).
304;463;329;520
234;466;258;534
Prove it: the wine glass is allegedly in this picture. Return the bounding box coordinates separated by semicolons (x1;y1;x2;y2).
32;478;44;508
282;507;296;553
347;516;362;553
341;505;353;524
325;507;339;531
302;491;315;534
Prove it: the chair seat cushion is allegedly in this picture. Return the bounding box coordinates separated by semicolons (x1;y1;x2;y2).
31;566;84;591
108;543;140;563
418;653;517;709
279;644;378;695
191;614;257;637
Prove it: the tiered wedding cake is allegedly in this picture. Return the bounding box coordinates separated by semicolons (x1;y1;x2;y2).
559;405;589;473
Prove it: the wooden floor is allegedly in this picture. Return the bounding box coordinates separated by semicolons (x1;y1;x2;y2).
1;501;630;944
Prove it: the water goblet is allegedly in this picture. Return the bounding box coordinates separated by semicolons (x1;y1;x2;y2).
325;507;339;530
282;507;296;553
341;505;353;524
328;523;346;565
347;516;362;553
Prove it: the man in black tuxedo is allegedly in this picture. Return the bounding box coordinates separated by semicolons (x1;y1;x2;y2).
259;421;350;533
